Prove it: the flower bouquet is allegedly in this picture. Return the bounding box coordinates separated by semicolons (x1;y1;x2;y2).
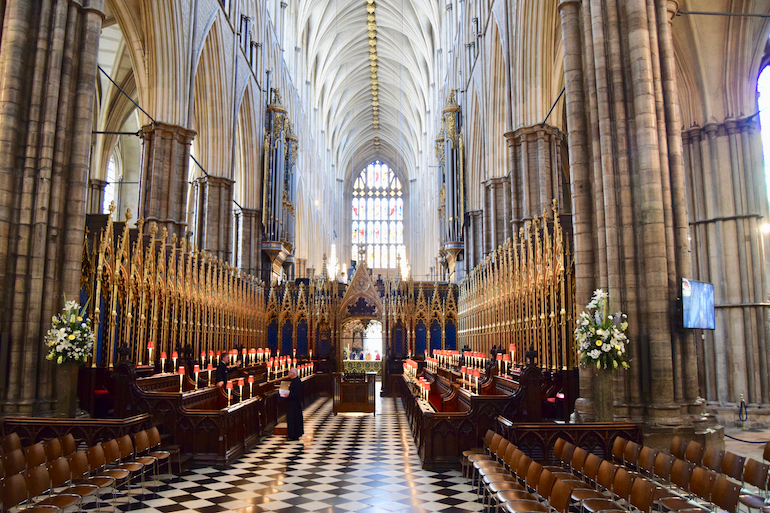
45;299;94;365
575;289;630;370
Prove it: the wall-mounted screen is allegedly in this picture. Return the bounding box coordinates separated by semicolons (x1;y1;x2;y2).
682;278;715;330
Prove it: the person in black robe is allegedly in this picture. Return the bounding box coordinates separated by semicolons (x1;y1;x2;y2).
285;367;304;441
215;352;230;387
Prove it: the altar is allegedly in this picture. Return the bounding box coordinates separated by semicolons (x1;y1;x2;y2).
343;359;381;376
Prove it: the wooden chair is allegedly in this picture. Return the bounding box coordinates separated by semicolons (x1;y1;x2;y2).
132;431;159;478
467;434;503;482
462;429;495;478
658;467;716;511
702;446;724;473
571;447;589;477
721;451;746;481
25;442;48;469
624;441;642;469
47;456;100;510
146;426;178;475
3;448;26;477
550;438;567;466
1;473;61;513
1;433;21;454
764;441;770;465
570;460;618;502
60;435;77;457
494;468;556;513
103;438;143;493
25;463;82;512
670;435;687;459
683;440;705;466
711;475;741;513
611;437;628;464
637;446;658;477
86;443;130;498
486;449;527;499
579;467;634;513
68;450;117;508
653;452;677;483
44;439;64;463
739;458;770;512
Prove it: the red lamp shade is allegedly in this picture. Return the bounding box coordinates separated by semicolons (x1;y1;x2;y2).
172;351;178;358
473;369;481;378
193;365;200;373
207;364;214;371
242;349;247;355
209;351;215;357
509;344;515;352
237;378;244;387
503;354;510;362
250;348;256;355
226;381;233;390
496;353;503;361
461;366;467;374
147;341;154;349
178;366;185;375
201;351;206;358
248;375;254;384
160;352;167;359
292;358;297;365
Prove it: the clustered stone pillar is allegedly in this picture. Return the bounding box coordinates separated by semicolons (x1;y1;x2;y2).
682;119;770;406
88;179;108;214
138;122;197;240
505;125;568;233
482;178;511;254
193;175;235;262
236;208;263;277
558;0;700;434
0;0;105;414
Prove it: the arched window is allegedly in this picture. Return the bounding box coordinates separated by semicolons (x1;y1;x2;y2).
351;162;405;269
102;154;118;214
759;65;770;203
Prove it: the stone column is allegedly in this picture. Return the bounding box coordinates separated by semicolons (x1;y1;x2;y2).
682;118;770;408
0;0;105;414
88;179;108;214
193;175;235;262
558;0;700;433
138;122;197;240
236;207;263;276
505;125;567;228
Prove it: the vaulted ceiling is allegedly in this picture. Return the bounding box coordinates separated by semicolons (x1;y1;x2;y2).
297;0;441;181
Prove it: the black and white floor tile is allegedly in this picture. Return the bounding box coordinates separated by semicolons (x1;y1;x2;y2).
86;385;482;513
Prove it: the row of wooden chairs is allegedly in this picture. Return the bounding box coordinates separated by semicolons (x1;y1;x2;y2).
467;434;660;513
553;438;742;513
612;435;769;512
1;428;177;512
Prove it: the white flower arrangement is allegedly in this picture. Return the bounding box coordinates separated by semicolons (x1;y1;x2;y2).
575;289;630;370
45;299;94;365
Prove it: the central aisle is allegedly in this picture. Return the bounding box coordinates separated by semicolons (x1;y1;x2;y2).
129;386;483;513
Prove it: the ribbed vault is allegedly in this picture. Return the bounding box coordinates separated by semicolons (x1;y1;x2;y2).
298;0;440;182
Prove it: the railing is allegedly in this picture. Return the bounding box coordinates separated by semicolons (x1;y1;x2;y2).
495;415;642;464
1;414;151;448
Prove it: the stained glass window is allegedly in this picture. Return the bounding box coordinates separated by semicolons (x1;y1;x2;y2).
351;162;407;269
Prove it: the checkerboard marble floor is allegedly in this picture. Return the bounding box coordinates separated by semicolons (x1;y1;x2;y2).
97;385;483;513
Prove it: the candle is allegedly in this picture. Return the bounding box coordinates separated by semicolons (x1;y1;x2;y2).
178;366;185;393
160;352;167;373
194;364;200;390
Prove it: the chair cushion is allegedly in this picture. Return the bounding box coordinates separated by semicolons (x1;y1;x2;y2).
503;499;549;513
496;490;536;503
740;494;770;509
39;493;81;509
490;481;526;494
580;498;624;512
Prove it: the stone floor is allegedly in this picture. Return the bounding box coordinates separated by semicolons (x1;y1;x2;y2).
96;385;483;513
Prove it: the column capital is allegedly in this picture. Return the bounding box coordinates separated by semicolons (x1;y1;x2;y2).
558;0;581;11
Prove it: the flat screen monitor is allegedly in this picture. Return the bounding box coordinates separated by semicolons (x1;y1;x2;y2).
682;278;715;330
